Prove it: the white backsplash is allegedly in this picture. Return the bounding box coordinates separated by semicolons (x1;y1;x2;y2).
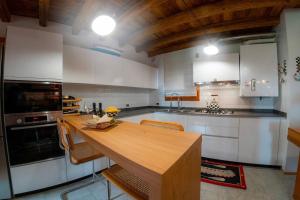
63;84;151;111
149;86;276;109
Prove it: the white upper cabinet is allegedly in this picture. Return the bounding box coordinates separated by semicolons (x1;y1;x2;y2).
4;26;63;81
63;45;95;84
193;53;239;84
63;45;158;89
240;43;278;97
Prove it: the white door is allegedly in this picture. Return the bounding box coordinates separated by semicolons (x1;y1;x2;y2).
238;118;280;165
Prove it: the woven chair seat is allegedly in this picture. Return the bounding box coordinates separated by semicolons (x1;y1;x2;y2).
102;164;149;200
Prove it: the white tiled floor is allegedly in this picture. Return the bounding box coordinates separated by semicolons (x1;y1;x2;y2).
14;166;296;200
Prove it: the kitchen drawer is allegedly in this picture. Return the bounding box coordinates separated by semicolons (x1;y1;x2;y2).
10;158;67;194
152;113;186;128
121;113;155;123
202;136;238;162
205;126;239;138
206;117;239;127
186;115;206;134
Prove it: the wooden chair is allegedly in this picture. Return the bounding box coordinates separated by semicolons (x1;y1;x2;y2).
101;120;185;200
57;118;105;200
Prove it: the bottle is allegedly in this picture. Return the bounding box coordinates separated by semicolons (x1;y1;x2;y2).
92;103;97;115
98;103;103;117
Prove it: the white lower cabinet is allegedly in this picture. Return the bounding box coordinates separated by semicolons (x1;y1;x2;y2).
121;112;282;165
202;136;239;162
10;158;67;194
152;113;187;127
121;113;155;123
238;118;280;165
185;116;206;134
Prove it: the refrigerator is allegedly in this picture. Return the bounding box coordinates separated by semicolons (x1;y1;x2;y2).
0;41;12;199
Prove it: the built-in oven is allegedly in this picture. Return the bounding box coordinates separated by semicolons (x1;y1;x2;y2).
3;80;62;114
5;112;64;166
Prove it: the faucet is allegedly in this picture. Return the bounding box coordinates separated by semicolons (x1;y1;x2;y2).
168;93;181;111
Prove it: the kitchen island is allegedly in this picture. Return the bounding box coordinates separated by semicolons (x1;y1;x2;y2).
64;115;202;200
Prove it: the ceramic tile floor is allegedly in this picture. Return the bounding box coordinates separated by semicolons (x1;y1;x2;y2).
14;166;296;200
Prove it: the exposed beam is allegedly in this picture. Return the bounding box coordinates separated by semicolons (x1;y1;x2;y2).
148;29;277;57
72;0;101;35
120;0;290;46
0;0;11;22
117;0;165;27
137;17;279;52
148;39;207;57
39;0;50;27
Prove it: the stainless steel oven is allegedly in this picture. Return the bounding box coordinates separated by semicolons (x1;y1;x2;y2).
5;112;64;166
3;80;64;167
3;80;62;114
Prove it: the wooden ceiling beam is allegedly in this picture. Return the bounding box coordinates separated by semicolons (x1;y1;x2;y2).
120;0;290;46
39;0;50;27
137;17;279;52
0;0;11;22
117;0;165;27
72;0;101;35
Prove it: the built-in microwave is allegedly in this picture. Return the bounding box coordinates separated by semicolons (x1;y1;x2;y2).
3;80;62;114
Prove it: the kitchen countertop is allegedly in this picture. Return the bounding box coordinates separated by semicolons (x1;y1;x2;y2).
117;106;286;118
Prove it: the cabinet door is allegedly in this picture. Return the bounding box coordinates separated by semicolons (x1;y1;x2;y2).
193;53;239;83
63;45;95;84
93;51;158;89
10;158;66;194
185;115;206;134
202;136;238;162
121;114;155;124
4;26;63;81
238;118;280;165
152;113;186;128
240;43;278;97
206;117;239;138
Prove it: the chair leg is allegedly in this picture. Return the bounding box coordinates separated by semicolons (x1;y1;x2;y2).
106;157;112;200
61;160;102;200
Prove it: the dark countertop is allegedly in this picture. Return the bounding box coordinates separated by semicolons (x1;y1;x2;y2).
117;106;286;118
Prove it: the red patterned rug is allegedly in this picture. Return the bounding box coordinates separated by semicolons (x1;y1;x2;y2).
201;159;247;189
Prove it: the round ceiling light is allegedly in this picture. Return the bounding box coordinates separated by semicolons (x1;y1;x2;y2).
91;15;116;36
203;45;219;55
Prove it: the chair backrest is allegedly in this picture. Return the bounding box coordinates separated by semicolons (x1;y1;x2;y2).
140;119;184;131
57;118;74;151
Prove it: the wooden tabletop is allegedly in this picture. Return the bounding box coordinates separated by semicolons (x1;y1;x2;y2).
288;128;300;148
63;115;201;175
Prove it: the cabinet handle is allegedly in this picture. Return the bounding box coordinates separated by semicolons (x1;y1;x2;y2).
251;79;256;91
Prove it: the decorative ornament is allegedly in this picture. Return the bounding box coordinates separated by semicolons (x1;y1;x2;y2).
279;60;287;83
294;57;300;81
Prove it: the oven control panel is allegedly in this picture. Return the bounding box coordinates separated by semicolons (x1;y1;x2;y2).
4;111;62;126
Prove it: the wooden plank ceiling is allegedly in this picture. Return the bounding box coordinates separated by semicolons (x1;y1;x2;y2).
1;0;300;56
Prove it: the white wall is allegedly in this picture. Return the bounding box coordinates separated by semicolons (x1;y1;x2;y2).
0;15;154;66
151;44;276;109
63;84;151;110
276;9;300;172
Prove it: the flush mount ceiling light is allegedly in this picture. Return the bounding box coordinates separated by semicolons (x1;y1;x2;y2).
203;44;219;55
91;15;116;36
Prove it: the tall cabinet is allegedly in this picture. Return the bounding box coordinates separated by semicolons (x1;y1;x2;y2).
240;43;278;97
4;26;63;81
